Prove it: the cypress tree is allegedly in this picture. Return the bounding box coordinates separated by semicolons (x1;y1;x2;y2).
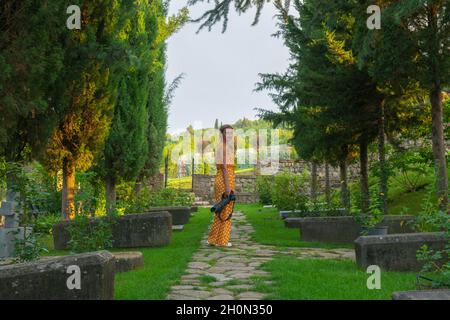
0;1;67;199
99;1;159;214
44;0;124;219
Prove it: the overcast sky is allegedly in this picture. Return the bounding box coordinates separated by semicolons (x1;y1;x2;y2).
166;1;290;134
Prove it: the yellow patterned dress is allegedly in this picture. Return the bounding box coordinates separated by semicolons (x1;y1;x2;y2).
207;164;236;246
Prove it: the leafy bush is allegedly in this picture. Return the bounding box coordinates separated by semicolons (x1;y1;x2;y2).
32;213;61;235
416;217;450;288
388;147;433;194
256;176;274;205
75;170;105;216
121;188;195;214
13;230;48;263
67;214;115;253
271;171;309;211
412;187;445;232
0;162;60;222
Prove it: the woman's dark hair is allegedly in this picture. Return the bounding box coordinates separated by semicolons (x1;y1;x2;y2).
219;124;233;134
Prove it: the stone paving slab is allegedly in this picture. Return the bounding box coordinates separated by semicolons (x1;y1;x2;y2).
167;211;354;300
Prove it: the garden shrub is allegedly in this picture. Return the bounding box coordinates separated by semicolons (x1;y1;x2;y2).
121;187;195;214
13;230;48;263
67;214;115;253
33;213;61;235
271;171;309;211
256;175;274;205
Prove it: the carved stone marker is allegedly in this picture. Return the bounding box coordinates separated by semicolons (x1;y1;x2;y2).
0;251;115;300
292;215;416;243
112;251;144;273
53;211;172;250
146;206;191;225
392;289;450;300
355;232;447;271
0;194;30;259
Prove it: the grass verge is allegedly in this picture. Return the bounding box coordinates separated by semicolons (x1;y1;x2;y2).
255;256;416;300
114;208;211;299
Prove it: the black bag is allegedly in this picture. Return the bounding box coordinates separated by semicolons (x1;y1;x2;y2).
211;191;236;215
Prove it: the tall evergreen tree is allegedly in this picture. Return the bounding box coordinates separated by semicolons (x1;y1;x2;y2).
99;1;159;214
0;1;67;194
136;2;188;190
356;0;450;211
45;0;124;219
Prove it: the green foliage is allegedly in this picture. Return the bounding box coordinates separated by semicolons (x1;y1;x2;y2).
417;243;450;289
413;187;447;233
120;188;195;214
416;212;450;288
353;188;385;232
388;147;434;193
0;162;60;221
256;175;273;205
33;214;61;235
75;170;105;216
67;214;115;253
270;171;309;211
0;1;68;162
13;230;48;263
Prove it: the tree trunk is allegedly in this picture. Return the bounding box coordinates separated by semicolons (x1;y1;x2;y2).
325;163;331;206
134;180;143;195
105;176;116;216
339;159;350;212
378;99;388;214
61;158;76;220
164;154;169;188
310;161;318;203
359;136;370;214
430;85;449;212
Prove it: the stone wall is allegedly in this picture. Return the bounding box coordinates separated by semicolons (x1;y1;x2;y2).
192;159;359;204
192;174;258;204
261;160;359;188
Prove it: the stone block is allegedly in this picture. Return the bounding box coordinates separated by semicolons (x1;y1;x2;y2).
0;251;115;300
53;212;172;250
0;227;32;258
392;289;450;300
112;251;144;273
296;215;415;243
355;232;447;271
146;206;191;225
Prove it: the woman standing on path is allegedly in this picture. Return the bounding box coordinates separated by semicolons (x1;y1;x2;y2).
207;125;236;247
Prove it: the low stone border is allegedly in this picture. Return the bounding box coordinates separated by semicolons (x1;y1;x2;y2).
294;215;415;243
113;251;144;273
355;232;447;271
392;289;450;300
53;212;172;250
280;208;347;219
0;251;115;300
146;206;191;225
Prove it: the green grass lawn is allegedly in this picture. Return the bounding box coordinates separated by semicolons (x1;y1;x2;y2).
237;204;352;249
254;257;416;300
114;208;211;299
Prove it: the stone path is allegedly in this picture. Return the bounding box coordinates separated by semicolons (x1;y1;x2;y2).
167;211;354;300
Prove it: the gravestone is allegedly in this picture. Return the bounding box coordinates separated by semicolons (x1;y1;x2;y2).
0;251;115;300
0;193;30;259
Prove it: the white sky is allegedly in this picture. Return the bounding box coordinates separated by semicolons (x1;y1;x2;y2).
166;1;290;134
